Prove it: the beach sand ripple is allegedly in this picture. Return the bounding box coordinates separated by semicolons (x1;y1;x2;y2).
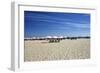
24;39;90;61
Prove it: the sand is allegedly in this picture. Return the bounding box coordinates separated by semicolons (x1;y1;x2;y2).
24;39;90;61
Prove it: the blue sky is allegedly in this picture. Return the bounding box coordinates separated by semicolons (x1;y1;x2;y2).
24;11;90;38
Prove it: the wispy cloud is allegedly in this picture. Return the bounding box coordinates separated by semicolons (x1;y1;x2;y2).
24;11;90;37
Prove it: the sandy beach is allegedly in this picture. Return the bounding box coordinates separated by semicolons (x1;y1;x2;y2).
24;39;90;61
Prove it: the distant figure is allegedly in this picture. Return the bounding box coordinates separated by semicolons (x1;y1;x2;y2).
49;38;60;43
